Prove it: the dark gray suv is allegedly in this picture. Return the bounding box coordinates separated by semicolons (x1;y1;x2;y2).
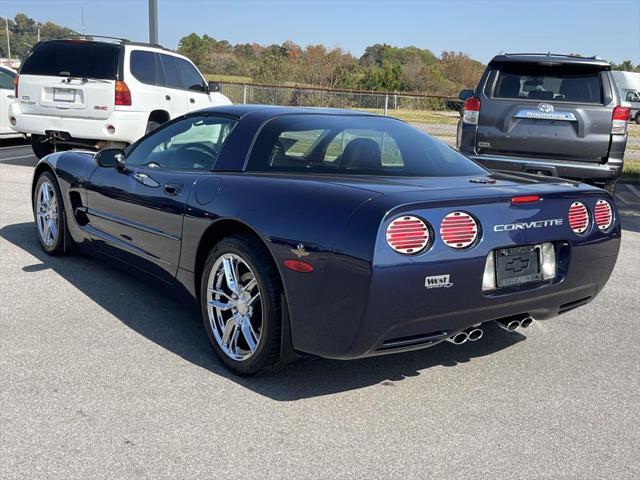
457;53;630;192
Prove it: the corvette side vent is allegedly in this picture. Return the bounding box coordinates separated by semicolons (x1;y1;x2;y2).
594;200;613;230
440;211;479;249
568;202;589;234
386;215;430;255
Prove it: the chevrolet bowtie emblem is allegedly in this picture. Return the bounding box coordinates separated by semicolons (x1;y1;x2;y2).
291;243;310;258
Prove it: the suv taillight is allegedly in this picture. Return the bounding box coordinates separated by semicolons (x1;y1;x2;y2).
13;74;19;98
462;97;480;125
115;80;132;106
611;106;630;135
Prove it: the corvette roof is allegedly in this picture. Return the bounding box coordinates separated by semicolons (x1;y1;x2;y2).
196;104;381;120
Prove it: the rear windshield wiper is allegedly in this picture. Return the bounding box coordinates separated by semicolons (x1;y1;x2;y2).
58;72;111;83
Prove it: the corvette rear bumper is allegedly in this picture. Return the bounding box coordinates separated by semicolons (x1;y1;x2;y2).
290;234;620;360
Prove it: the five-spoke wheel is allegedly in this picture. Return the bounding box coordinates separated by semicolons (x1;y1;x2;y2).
36;179;59;247
207;253;263;361
33;171;69;255
200;235;283;375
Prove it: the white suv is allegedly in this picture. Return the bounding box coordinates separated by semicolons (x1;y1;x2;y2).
0;65;24;141
9;37;232;158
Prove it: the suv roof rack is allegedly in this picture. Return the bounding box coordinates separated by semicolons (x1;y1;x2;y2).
63;34;170;51
66;34;130;43
502;52;601;60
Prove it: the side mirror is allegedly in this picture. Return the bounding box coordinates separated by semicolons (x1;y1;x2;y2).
458;89;474;101
95;148;125;168
208;81;220;93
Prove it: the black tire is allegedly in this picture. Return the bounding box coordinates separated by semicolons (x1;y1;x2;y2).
635;112;640;125
199;234;283;376
31;134;55;159
145;121;162;134
603;181;617;195
33;171;71;255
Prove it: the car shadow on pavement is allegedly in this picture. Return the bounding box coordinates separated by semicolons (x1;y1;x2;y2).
2;221;525;401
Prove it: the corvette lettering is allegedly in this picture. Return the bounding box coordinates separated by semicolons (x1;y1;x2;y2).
494;218;563;232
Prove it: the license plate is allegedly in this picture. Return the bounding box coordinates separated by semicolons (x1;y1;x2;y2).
53;88;75;103
495;245;542;288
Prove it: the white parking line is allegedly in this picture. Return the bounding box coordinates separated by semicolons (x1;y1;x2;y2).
0;144;29;151
626;183;640;198
0;154;35;162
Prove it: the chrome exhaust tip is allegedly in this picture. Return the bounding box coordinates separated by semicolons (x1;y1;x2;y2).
447;332;469;345
467;328;483;341
495;319;521;332
520;316;533;329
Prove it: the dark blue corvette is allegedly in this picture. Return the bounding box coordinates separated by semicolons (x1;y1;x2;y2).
32;105;621;375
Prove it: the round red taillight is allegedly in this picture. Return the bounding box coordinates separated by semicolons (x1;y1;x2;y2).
440;211;479;249
386;215;430;255
594;199;613;230
568;202;589;234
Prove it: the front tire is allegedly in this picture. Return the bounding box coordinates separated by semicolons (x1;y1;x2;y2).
200;235;283;376
33;171;70;255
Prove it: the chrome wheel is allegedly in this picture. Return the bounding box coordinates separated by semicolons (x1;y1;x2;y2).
206;253;263;361
36;180;59;247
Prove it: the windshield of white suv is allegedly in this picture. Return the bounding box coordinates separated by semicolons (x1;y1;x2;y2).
21;41;120;80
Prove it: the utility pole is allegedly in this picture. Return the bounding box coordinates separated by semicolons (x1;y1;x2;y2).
37;26;40;43
148;0;158;44
81;7;85;37
4;17;10;67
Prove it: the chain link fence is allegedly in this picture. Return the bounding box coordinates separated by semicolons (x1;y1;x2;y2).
218;81;461;145
218;81;639;165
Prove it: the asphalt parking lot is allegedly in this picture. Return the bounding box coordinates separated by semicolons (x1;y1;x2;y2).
1;142;639;479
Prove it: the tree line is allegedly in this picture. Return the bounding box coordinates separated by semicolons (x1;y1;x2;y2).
177;33;488;95
1;13;639;96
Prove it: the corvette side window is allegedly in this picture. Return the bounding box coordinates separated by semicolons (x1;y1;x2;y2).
126;116;236;171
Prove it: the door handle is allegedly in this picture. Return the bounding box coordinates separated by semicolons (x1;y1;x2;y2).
165;95;171;101
133;172;160;188
189;98;195;104
164;182;183;195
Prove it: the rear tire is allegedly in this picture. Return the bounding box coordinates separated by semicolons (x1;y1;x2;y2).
199;234;283;376
145;121;162;134
635;112;640;125
31;135;55;159
603;181;617;195
33;171;71;255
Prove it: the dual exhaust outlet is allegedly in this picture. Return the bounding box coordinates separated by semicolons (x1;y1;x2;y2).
495;315;534;332
447;316;534;345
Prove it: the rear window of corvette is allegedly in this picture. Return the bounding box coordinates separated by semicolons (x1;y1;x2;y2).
246;114;487;177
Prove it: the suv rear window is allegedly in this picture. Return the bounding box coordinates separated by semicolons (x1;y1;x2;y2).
21;41;120;80
493;63;603;104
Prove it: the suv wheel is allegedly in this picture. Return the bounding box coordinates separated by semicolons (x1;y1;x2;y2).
31;135;55;159
200;235;283;376
635;112;640;125
145;121;162;134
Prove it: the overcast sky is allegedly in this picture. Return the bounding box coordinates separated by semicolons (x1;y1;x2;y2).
2;0;639;64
